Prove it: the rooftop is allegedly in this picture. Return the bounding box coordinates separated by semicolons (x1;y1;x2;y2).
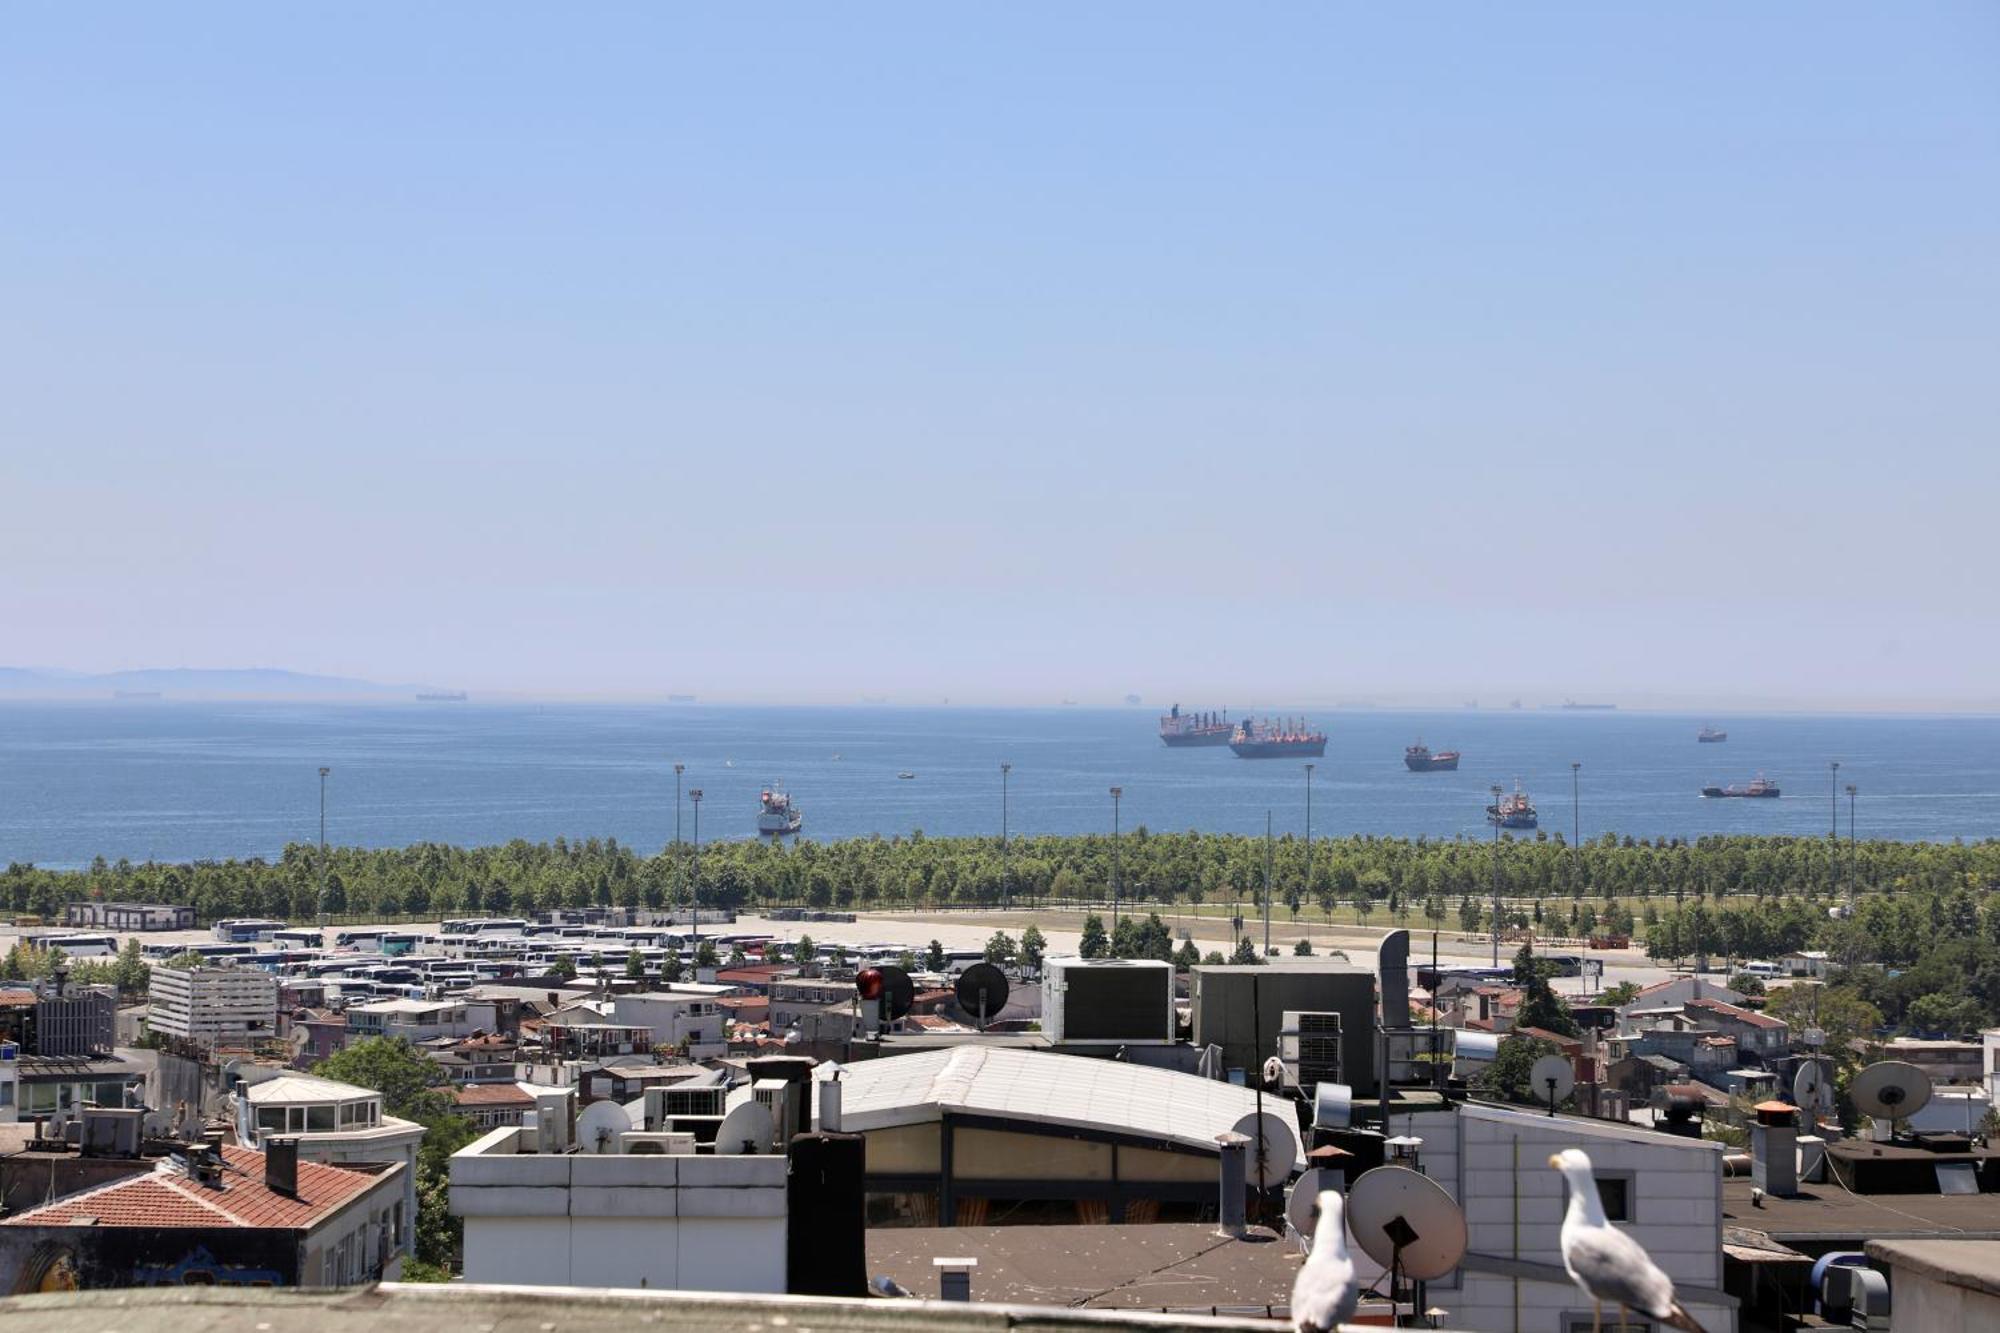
1866;1239;2000;1300
451;1084;535;1108
1685;998;1787;1030
241;1073;378;1105
1721;1178;2000;1242
2;1146;389;1231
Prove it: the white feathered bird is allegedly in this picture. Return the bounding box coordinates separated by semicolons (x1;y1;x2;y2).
1550;1148;1705;1333
1290;1189;1358;1331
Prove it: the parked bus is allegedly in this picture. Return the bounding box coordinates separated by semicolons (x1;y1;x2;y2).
141;941;259;963
32;933;118;958
272;928;324;949
440;918;529;938
212;918;288;943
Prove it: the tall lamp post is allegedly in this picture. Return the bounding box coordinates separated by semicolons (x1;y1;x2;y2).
1109;786;1123;934
1829;761;1840;837
1489;784;1503;967
318;766;331;926
673;763;685;847
1829;760;1841;901
1000;763;1012;911
688;788;703;945
1846;783;1858;905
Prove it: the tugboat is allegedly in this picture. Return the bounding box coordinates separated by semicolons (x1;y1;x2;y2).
1160;704;1234;747
1486;784;1538;829
1229;716;1327;759
757;788;803;835
1697;726;1727;743
1702;775;1779;798
1404;741;1461;772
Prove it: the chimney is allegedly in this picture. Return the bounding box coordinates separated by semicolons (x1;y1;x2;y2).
266;1136;299;1196
820;1074;844;1132
932;1257;977;1302
1214;1131;1249;1238
1751;1100;1798;1197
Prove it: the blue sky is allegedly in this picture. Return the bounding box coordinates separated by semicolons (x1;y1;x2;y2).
4;6;1996;706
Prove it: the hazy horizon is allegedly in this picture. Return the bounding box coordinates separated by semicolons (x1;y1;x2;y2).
6;7;1995;706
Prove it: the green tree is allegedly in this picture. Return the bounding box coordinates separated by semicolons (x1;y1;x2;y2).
1459;898;1484;934
1174;939;1201;972
111;938;151;996
726;943;748;968
1294;939;1314;956
1079;915;1109;960
1229;936;1263;965
548;953;577;980
925;939;948;971
317;1037;474;1270
694;939;719;969
793;935;816;965
1511;944;1580;1037
1727;971;1767;997
1600;980;1642;1007
163;949;205;970
1019;925;1046;972
624;949;647;981
984;931;1017;964
660;951;685;983
1475;1033;1564;1104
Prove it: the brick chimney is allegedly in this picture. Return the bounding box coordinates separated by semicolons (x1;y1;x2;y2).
265;1136;299;1197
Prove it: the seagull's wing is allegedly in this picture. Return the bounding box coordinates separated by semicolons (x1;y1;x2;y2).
1291;1249;1358;1332
1562;1223;1702;1329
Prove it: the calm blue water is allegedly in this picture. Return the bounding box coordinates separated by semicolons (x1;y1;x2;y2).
1;702;1995;868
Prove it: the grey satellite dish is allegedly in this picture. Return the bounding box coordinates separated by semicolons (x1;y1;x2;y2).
1529;1054;1574;1115
1346;1165;1469;1282
1285;1167;1334;1241
1794;1059;1835;1116
875;964;917;1021
955;963;1010;1025
575;1100;630;1155
1230;1110;1297;1190
1314;1082;1354;1130
715;1100;776;1155
1850;1061;1932;1124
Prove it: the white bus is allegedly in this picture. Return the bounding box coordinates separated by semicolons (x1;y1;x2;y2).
212;918;288;944
272;928;325;949
441;918;530;938
33;933;118;958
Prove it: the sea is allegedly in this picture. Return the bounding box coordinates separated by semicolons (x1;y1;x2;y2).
1;702;1996;869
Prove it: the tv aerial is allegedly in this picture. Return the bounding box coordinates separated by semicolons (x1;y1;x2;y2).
955;963;1010;1028
715;1100;776;1155
1529;1053;1574;1117
575;1100;630;1155
1793;1059;1835;1119
1850;1060;1931;1134
1230;1109;1296;1190
1347;1165;1469;1320
856;964;916;1033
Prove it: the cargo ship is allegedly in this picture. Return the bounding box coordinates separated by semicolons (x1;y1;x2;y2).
1702;775;1779;799
1404;741;1460;772
1229;716;1327;759
1486;784;1538;829
1160;704;1233;747
757;787;803;835
415;691;467;702
1697;726;1727;743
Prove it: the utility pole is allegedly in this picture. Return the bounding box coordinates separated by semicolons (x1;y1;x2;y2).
1846;783;1858;906
1829;760;1841;901
688;788;703;946
673;763;684;847
1490;784;1503;968
317;767;330;927
1109;786;1123;935
1000;763;1011;912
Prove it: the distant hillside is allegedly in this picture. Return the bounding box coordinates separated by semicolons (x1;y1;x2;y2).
0;667;435;699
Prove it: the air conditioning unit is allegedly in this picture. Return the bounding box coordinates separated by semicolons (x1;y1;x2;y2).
1042;958;1175;1044
79;1107;144;1159
753;1079;798;1146
1279;1011;1342;1089
619;1131;696;1156
668;1114;724;1146
643;1084;727;1129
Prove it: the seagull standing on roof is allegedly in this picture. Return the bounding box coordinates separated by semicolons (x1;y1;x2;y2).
1290;1189;1358;1332
1550;1148;1705;1333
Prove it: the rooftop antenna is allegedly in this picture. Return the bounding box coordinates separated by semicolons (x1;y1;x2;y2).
1530;1053;1575;1117
954;963;1009;1031
1850;1061;1931;1140
1347;1165;1468;1325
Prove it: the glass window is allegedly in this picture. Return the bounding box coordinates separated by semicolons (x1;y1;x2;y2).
259;1107;287;1132
288;1106;306;1133
339;1102;357;1126
307;1105;335;1131
0;1083;13;1107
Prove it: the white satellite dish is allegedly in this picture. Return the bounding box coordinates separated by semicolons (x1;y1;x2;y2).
1528;1054;1575;1114
1230;1110;1297;1190
1314;1082;1353;1130
1794;1059;1835;1116
1346;1165;1468;1282
1850;1061;1932;1124
1285;1167;1333;1242
715;1100;776;1155
575;1100;630;1155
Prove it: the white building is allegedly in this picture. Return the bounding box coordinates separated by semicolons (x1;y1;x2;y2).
147;964;279;1049
549;989;729;1060
1375;1101;1737;1333
234;1072;426;1254
449;1087;788;1291
345;997;476;1042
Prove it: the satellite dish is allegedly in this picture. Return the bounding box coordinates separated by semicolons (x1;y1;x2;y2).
1794;1059;1835;1115
955;963;1010;1024
1529;1054;1575;1114
575;1100;630;1155
715;1101;776;1155
1346;1165;1468;1281
1850;1061;1932;1123
873;964;917;1021
1230;1110;1297;1189
1314;1082;1353;1130
1285;1167;1333;1241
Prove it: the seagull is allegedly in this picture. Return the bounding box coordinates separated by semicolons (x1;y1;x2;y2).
1290;1189;1358;1332
1550;1149;1705;1333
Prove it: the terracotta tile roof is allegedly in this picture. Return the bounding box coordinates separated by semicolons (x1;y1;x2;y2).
3;1146;386;1231
1686;997;1788;1029
451;1084;535;1107
0;987;38;1008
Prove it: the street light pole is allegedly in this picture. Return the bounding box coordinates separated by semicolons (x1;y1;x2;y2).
673;763;684;847
318;767;330;926
1109;786;1123;934
688;788;703;945
1829;760;1841;901
1001;763;1011;912
1490;783;1503;967
1846;783;1858;905
1829;761;1840;837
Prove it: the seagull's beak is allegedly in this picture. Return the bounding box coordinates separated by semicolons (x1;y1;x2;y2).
1547;1153;1564;1169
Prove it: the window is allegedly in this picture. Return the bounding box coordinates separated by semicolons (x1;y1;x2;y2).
1564;1171;1634;1222
258;1107;286;1132
307;1104;335;1131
